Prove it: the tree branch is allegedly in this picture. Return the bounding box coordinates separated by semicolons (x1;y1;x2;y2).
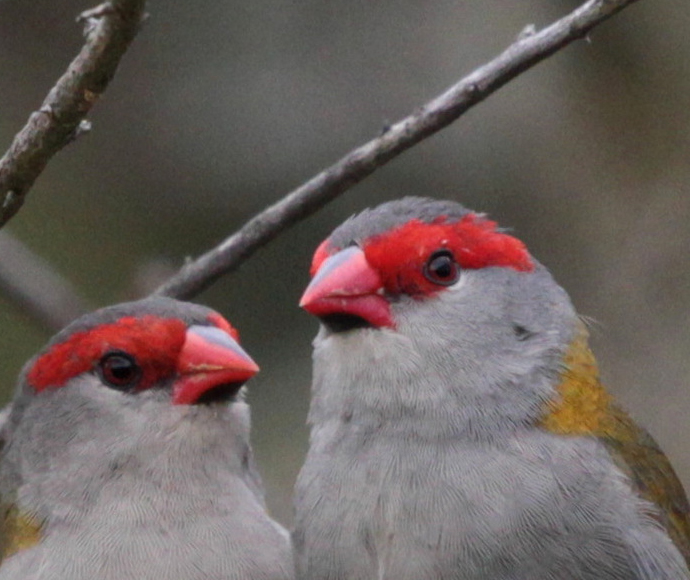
0;0;147;228
155;0;641;300
0;231;92;331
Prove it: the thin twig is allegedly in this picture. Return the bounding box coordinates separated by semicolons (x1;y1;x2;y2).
155;0;641;300
0;0;147;228
0;232;92;331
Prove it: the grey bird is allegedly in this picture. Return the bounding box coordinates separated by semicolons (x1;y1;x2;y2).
293;197;690;579
0;297;294;580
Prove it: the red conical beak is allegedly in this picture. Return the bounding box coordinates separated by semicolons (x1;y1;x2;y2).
299;246;394;328
173;325;259;405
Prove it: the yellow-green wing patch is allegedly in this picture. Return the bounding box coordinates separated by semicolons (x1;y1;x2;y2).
539;322;690;565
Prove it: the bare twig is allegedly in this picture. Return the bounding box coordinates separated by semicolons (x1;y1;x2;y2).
0;232;92;331
155;0;641;300
0;0;147;228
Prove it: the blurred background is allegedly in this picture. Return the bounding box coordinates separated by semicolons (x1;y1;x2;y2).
0;0;688;525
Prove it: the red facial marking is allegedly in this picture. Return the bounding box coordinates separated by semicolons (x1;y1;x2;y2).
206;313;240;341
310;238;332;278
27;316;187;392
362;213;533;297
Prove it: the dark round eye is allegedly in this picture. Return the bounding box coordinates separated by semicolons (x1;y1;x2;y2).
424;250;460;286
98;352;141;391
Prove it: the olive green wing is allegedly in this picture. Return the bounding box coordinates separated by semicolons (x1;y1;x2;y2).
600;406;690;566
538;323;690;566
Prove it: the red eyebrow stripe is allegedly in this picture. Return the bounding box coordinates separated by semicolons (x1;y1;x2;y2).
309;213;533;283
365;214;533;273
27;316;187;392
347;214;534;298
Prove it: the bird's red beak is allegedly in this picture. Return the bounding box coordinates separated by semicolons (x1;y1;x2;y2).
300;246;394;328
173;325;259;405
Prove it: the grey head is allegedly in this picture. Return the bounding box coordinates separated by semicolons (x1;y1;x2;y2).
0;296;264;515
302;196;580;441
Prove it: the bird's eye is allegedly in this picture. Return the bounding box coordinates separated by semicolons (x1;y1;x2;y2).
423;250;460;286
98;352;141;391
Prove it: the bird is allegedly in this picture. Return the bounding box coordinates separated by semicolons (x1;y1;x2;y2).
0;296;294;580
293;196;690;580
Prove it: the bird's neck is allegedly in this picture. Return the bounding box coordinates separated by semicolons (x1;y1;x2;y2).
310;322;615;445
309;329;565;444
2;400;261;526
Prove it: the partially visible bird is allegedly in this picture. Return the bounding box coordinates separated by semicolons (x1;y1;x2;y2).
0;296;294;580
294;196;690;579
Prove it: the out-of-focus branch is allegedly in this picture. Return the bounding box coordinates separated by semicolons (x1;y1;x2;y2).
0;0;147;228
155;0;641;300
0;232;92;332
